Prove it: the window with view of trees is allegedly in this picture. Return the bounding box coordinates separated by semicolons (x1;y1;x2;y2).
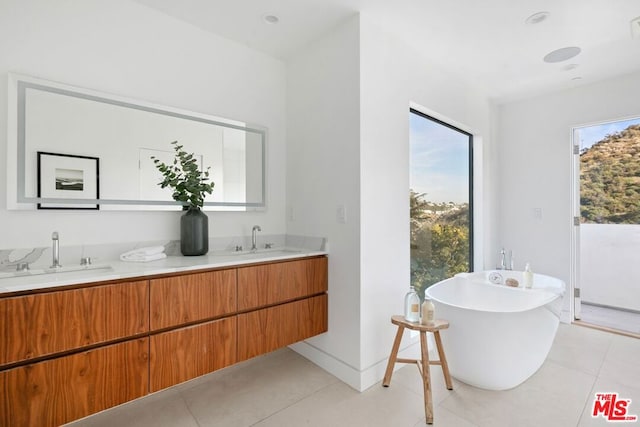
410;109;473;300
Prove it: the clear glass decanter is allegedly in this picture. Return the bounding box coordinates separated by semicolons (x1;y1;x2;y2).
404;286;420;322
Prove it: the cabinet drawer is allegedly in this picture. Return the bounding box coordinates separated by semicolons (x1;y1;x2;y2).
150;269;236;330
237;257;327;311
237;294;328;361
0;280;149;367
0;338;149;427
150;316;237;391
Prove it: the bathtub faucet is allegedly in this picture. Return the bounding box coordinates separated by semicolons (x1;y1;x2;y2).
497;248;506;270
497;248;513;270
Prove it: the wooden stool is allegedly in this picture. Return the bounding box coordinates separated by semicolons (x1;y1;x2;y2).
382;315;453;425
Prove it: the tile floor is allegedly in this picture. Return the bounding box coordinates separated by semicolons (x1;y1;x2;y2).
580;302;640;336
66;324;640;427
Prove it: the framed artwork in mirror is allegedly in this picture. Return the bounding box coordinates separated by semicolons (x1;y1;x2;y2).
37;152;100;210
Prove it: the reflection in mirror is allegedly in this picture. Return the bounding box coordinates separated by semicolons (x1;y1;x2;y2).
9;74;266;210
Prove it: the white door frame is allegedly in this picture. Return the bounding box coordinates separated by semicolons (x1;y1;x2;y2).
570;127;581;321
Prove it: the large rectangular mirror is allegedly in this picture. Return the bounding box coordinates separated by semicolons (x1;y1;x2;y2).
7;74;266;210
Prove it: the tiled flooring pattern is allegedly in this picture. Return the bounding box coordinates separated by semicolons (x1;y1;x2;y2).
580;302;640;335
66;324;640;427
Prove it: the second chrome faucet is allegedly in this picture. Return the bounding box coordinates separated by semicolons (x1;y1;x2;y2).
251;225;262;252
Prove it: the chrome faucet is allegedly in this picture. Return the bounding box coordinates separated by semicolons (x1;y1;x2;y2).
251;225;261;251
497;248;506;270
50;232;62;268
497;248;514;270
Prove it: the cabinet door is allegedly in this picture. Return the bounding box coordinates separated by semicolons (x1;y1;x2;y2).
0;338;148;427
0;280;149;367
237;294;328;361
237;257;328;311
150;269;236;330
150;316;237;392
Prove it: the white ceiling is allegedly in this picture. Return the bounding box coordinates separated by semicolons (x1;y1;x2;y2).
133;0;640;103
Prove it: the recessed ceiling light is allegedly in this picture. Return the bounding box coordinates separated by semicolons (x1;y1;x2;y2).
572;77;583;81
563;63;579;71
525;11;550;25
263;14;279;24
543;46;581;63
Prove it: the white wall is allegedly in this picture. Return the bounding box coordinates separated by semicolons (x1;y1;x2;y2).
287;14;495;391
497;71;640;319
286;16;363;388
0;0;286;248
580;224;640;311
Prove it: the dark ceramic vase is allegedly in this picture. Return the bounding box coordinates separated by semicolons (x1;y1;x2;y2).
180;206;208;256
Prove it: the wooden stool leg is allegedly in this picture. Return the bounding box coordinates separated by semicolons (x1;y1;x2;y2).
433;330;453;390
420;331;434;424
382;324;405;387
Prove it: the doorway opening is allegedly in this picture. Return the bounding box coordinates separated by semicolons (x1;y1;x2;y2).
572;117;640;337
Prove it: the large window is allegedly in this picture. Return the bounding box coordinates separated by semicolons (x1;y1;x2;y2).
410;109;473;298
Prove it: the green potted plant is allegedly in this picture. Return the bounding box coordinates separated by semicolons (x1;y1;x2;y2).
151;141;214;256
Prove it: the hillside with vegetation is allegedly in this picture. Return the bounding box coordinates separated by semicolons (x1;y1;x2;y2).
410;190;470;298
580;124;640;224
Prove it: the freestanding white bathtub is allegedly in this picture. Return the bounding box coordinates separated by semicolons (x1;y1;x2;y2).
425;270;565;390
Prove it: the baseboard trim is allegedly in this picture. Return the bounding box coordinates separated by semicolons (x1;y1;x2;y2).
289;337;429;392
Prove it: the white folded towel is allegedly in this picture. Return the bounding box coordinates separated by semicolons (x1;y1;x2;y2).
120;252;167;262
124;246;165;256
120;246;167;262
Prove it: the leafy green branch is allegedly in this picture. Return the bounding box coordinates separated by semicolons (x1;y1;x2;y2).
151;141;214;209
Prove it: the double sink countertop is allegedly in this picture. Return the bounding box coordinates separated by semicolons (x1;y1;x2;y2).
0;247;327;295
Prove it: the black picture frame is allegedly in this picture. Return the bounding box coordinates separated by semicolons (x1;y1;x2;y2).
37;152;100;210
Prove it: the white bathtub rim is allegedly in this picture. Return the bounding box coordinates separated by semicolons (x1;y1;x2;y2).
425;273;565;314
428;289;559;314
456;270;566;294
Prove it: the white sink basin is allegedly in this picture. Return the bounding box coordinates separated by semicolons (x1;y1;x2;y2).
0;263;113;280
220;248;302;257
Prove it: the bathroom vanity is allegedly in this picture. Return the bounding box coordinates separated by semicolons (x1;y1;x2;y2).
0;254;328;426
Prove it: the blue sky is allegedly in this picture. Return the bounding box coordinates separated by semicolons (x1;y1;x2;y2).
576;117;640;150
409;114;639;204
410;112;469;204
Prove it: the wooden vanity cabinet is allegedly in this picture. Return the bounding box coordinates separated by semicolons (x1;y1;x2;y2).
237;257;328;311
238;294;328;361
237;258;329;361
0;280;149;427
0;256;328;425
150;269;236;330
0;280;149;367
0;338;149;427
150;317;237;392
148;268;238;390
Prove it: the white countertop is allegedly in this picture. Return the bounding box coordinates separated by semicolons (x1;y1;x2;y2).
0;248;327;295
